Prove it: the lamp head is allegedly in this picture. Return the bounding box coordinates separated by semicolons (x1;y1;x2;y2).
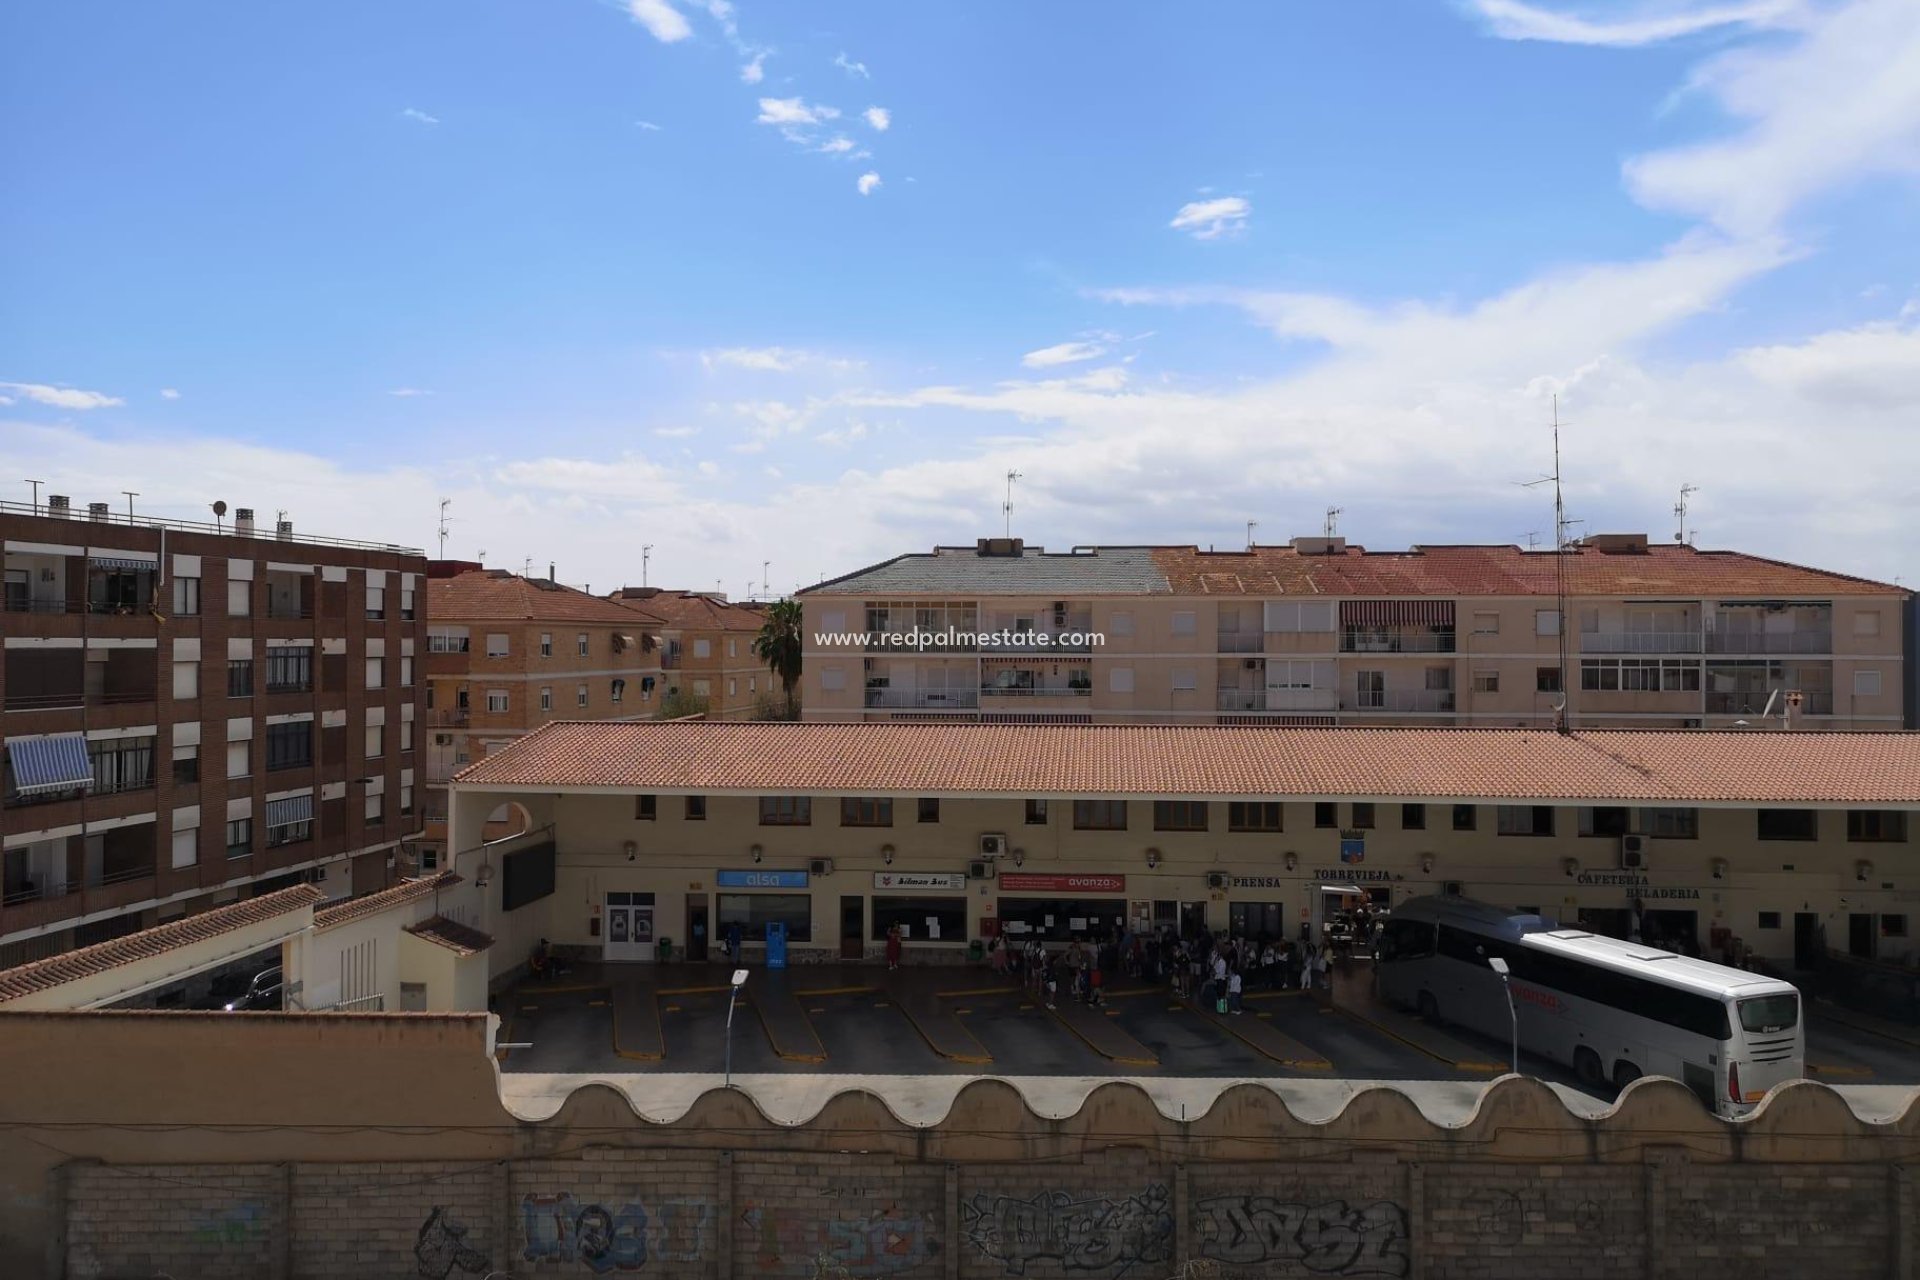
731;969;749;988
1488;957;1510;976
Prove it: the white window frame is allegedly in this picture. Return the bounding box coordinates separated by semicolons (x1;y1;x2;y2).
576;684;589;708
577;633;590;656
1170;667;1197;691
540;632;553;657
540;686;553;711
486;689;509;713
1854;669;1882;697
1170;610;1196;637
485;633;509;658
1535;609;1561;637
1110;666;1135;694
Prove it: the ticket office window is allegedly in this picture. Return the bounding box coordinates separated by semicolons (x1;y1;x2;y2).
871;896;966;942
994;897;1127;942
718;893;812;942
1229;901;1286;940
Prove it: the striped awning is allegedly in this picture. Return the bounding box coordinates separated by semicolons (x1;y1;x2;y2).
265;793;314;828
7;733;94;795
1340;599;1456;628
89;556;156;572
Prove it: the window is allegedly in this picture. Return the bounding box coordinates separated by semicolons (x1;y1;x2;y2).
539;687;552;712
1073;799;1127;830
635;794;657;820
577;684;589;708
1854;669;1882;698
227;659;254;698
172;660;199;700
1170;667;1197;692
400;589;416;621
1497;805;1555;836
401;784;413;816
1578;807;1631;837
400;657;414;687
692;678;710;698
718;893;812;943
1229;802;1283;832
1472;670;1499;693
1640;808;1699;839
486;689;508;713
760;796;812;825
870;896;965;943
694;638;712;659
1171;610;1196;637
485;633;509;658
820;666;846;692
1263;601;1335;633
365;792;383;823
1757;809;1817;841
266;817;311;848
88;737;155;794
227;579;251;617
1535;609;1560;636
1848;810;1907;842
1314;802;1337;829
1153;800;1208;831
427;631;470;654
1453;804;1477;831
1110;610;1134;637
1757;912;1781;930
172;746;199;786
365;657;384;690
539;633;553;657
577;633;589;656
727;678;737;698
685;795;707;820
400;721;413;752
1402;804;1425;830
171;576;201;616
1884;914;1909;939
225;818;252;859
840;797;893;827
1854;611;1881;637
1349;802;1375;830
1581;657;1700;692
1536;667;1562;693
365;586;384;620
226;740;250;780
1109;667;1134;694
265;647;312;693
1472;611;1499;634
266;722;312;772
363;724;383;759
917;797;940;823
611;678;626;704
171;827;198;870
1024;799;1049;825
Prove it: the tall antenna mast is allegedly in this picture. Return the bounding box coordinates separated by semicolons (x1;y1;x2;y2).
437;498;452;559
1245;519;1258;550
1519;396;1575;732
1674;483;1698;545
762;560;770;596
1002;470;1023;538
1323;506;1342;538
642;545;652;588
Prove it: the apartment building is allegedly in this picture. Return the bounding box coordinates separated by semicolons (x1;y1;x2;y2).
419;569;664;866
0;499;426;969
799;535;1911;730
607;588;771;718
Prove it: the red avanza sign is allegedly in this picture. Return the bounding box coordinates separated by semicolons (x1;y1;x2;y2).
997;872;1126;893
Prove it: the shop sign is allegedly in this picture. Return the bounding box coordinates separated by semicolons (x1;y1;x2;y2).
1576;871;1701;900
873;871;966;891
1314;869;1393;883
715;869;809;889
1232;875;1290;889
998;872;1126;893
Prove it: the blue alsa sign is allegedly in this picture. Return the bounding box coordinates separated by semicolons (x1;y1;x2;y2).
715;870;810;889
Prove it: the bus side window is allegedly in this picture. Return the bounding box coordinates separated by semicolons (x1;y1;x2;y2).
1381;919;1433;960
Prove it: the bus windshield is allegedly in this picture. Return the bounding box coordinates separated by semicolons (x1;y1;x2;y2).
1737;993;1799;1034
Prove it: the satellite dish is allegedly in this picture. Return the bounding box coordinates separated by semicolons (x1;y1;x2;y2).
212;500;228;517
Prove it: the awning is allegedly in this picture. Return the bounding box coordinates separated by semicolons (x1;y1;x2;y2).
89;556;156;572
7;733;94;795
265;793;314;828
1340;599;1455;629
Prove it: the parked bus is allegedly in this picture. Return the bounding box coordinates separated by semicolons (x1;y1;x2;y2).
1376;895;1802;1116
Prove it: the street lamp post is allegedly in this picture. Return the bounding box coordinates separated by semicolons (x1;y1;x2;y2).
1488;956;1518;1075
723;968;749;1089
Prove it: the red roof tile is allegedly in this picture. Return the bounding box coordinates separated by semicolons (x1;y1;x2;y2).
453;720;1920;806
313;873;463;930
608;589;764;631
429;572;664;626
404;915;496;957
0;886;323;1004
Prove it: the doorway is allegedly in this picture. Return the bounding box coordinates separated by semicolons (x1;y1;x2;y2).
685;897;709;962
1178;901;1208;941
604;891;655;962
1793;913;1821;968
1578;908;1633;941
840;895;865;960
1848;913;1874;959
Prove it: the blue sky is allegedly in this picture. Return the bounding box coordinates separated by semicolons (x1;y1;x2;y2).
4;0;1918;594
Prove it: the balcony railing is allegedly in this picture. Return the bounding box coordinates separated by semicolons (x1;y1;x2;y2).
2;688;157;712
1345;690;1456;713
0;498;426;555
1705;631;1833;655
980;684;1092;698
1;598;75;614
1216;633;1265;654
1706;691;1833;716
3;878;73;907
1340;630;1457;654
428;708;470;728
1581;630;1703;654
864;631;981;653
85;862;156;889
978;630;1095;654
1218;691;1267;712
864;688;980;709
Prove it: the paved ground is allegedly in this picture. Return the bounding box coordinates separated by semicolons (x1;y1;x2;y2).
492;959;1920;1113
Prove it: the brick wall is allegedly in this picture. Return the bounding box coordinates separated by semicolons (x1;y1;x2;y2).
55;1149;1912;1280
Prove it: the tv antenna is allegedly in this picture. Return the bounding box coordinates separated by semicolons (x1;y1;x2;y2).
522;557;533;578
762;560;770;596
1002;469;1022;538
642;545;653;588
1518;395;1575;732
211;500;228;534
1520;531;1541;551
1245;520;1258;550
1674;483;1698;545
122;490;139;519
1323;506;1342;538
437;498;453;558
25;479;44;513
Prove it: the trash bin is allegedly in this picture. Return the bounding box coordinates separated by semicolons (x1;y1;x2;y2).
765;921;788;970
656;937;673;963
968;940;985;965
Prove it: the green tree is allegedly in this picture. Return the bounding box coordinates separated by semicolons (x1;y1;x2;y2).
754;597;803;718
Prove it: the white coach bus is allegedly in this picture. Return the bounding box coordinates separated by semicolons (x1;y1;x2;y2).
1376;895;1802;1116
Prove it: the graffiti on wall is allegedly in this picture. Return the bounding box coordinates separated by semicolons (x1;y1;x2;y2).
961;1186;1174;1277
1466;1187;1613;1248
1194;1197;1408;1278
741;1202;940;1277
519;1192;715;1272
189;1200;268;1247
415;1206;491;1279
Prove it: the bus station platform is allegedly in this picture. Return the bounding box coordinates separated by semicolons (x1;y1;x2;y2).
1186;991;1334;1069
1329;965;1506;1073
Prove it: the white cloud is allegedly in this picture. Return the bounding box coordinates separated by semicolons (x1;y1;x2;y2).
835;52;870;78
0;381;124;410
635;120;664;131
814;421;873;446
863;106;891;131
399;108;440;126
817;136;858;155
740;52;767;83
628;0;693;42
1022;341;1108;368
1169;195;1251;240
159;388;181;400
1470;0;1800;47
494;453;677;499
653;425;700;438
757;97;839;127
700;347;862;374
857;171;882;196
388;387;433;398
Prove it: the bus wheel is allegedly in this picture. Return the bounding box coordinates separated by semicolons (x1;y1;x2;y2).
1613;1061;1643;1091
1416;990;1440;1024
1574;1048;1605;1087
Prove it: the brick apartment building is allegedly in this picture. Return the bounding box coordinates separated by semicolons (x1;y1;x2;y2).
607;588;772;718
0;499;427;968
419;567;665;866
799;534;1912;730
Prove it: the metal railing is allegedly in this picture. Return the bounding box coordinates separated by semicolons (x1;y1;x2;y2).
1345;690;1456;713
0;499;425;555
2;688;158;712
1706;691;1833;716
978;632;1095;654
1705;631;1833;655
979;684;1092;697
428;708;470;728
84;862;156;890
864;688;980;709
1580;630;1703;654
3;879;73;907
1218;690;1267;712
1340;631;1457;653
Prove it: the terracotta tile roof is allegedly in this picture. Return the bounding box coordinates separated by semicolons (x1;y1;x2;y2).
453;720;1920;806
404;915;495;957
803;546;1171;596
429;571;663;626
0;886;323;1004
313;872;462;931
608;589;764;631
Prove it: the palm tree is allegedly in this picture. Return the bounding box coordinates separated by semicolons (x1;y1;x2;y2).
754;597;803;718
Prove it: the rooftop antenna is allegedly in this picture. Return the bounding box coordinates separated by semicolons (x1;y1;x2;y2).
1323;506;1342;539
24;480;44;514
122;490;139;519
642;545;653;588
1521;531;1541;551
1245;519;1258;550
1674;483;1699;545
437;498;452;559
211;500;227;534
1519;395;1574;732
1003;469;1022;538
522;557;533;578
762;560;770;595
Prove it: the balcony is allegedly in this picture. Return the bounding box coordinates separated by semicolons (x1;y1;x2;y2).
864;688;979;710
1581;630;1703;654
1216;632;1265;654
980;683;1092;699
428;707;470;728
1706;690;1833;716
1218;690;1267;712
1345;689;1456;713
1705;631;1833;655
864;630;980;654
2;687;155;714
1340;629;1457;654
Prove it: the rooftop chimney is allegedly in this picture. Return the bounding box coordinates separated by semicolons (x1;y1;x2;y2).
1585;533;1649;554
549;562;556;583
87;501;110;522
234;508;255;536
1290;535;1347;555
276;518;294;541
975;537;1025;557
47;495;70;517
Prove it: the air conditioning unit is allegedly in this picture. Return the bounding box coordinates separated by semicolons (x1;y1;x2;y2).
1205;871;1229;891
1244;658;1260;670
1619;834;1647;870
434;733;452;746
1683;718;1703;729
1442;880;1464;897
967;860;991;880
808;857;834;877
979;833;1008;858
